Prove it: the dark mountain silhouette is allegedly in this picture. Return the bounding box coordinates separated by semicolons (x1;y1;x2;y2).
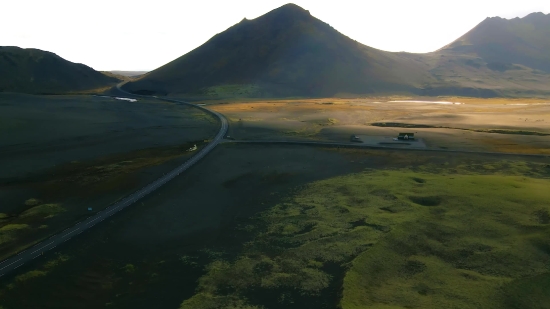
0;46;119;94
395;12;550;97
5;6;550;97
440;12;550;72
120;5;550;98
122;3;435;97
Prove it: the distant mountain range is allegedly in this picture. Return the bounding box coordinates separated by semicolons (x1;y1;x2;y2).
3;4;550;97
100;71;148;83
0;46;119;94
108;71;149;78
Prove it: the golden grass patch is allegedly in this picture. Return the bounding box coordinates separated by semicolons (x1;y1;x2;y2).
478;137;550;155
20;204;65;218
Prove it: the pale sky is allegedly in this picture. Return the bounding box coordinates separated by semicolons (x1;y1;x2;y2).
2;0;549;71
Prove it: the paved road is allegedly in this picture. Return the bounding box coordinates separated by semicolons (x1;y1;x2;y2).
0;87;228;278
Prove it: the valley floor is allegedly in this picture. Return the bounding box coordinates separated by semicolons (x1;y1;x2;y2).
205;96;550;155
0;93;218;262
1;95;549;309
1;144;549;309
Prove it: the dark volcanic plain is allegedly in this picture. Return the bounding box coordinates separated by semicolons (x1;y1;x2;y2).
0;92;218;261
1;144;549;309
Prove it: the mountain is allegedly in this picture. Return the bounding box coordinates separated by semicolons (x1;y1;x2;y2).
122;3;435;97
440;12;550;72
0;46;119;94
401;12;550;97
123;5;550;98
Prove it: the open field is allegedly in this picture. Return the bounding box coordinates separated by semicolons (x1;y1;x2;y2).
0;93;218;260
202;97;550;154
1;144;549;309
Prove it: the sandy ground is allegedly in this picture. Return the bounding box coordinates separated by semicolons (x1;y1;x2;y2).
204;97;550;154
1;144;547;309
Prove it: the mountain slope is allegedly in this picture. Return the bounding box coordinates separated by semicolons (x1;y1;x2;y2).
123;4;434;97
440;12;550;72
0;46;119;94
396;12;550;97
124;5;550;98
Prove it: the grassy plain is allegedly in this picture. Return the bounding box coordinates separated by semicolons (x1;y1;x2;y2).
1;144;548;309
1;93;549;308
179;160;550;309
0;93;218;259
205;96;550;154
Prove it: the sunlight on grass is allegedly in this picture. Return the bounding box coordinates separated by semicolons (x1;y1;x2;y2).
20;204;65;218
341;172;550;309
0;224;30;232
181;165;550;309
4;254;70;291
0;224;30;246
14;270;47;284
24;198;40;206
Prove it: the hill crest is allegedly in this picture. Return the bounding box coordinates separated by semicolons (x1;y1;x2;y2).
440;12;550;72
122;3;432;97
0;46;118;94
122;4;550;98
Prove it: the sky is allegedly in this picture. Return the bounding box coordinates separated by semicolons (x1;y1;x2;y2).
2;0;549;71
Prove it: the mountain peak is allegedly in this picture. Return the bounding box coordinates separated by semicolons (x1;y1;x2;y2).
121;3;431;97
263;3;311;19
476;11;550;28
524;12;546;17
274;3;309;13
522;12;549;23
441;10;550;72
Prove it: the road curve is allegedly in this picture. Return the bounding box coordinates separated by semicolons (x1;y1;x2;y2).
0;86;228;278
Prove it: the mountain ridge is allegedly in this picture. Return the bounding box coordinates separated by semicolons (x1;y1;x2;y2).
123;4;550;98
5;4;550;97
0;46;119;94
439;12;550;72
122;3;436;97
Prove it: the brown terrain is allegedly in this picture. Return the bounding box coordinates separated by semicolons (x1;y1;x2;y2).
202;97;550;155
